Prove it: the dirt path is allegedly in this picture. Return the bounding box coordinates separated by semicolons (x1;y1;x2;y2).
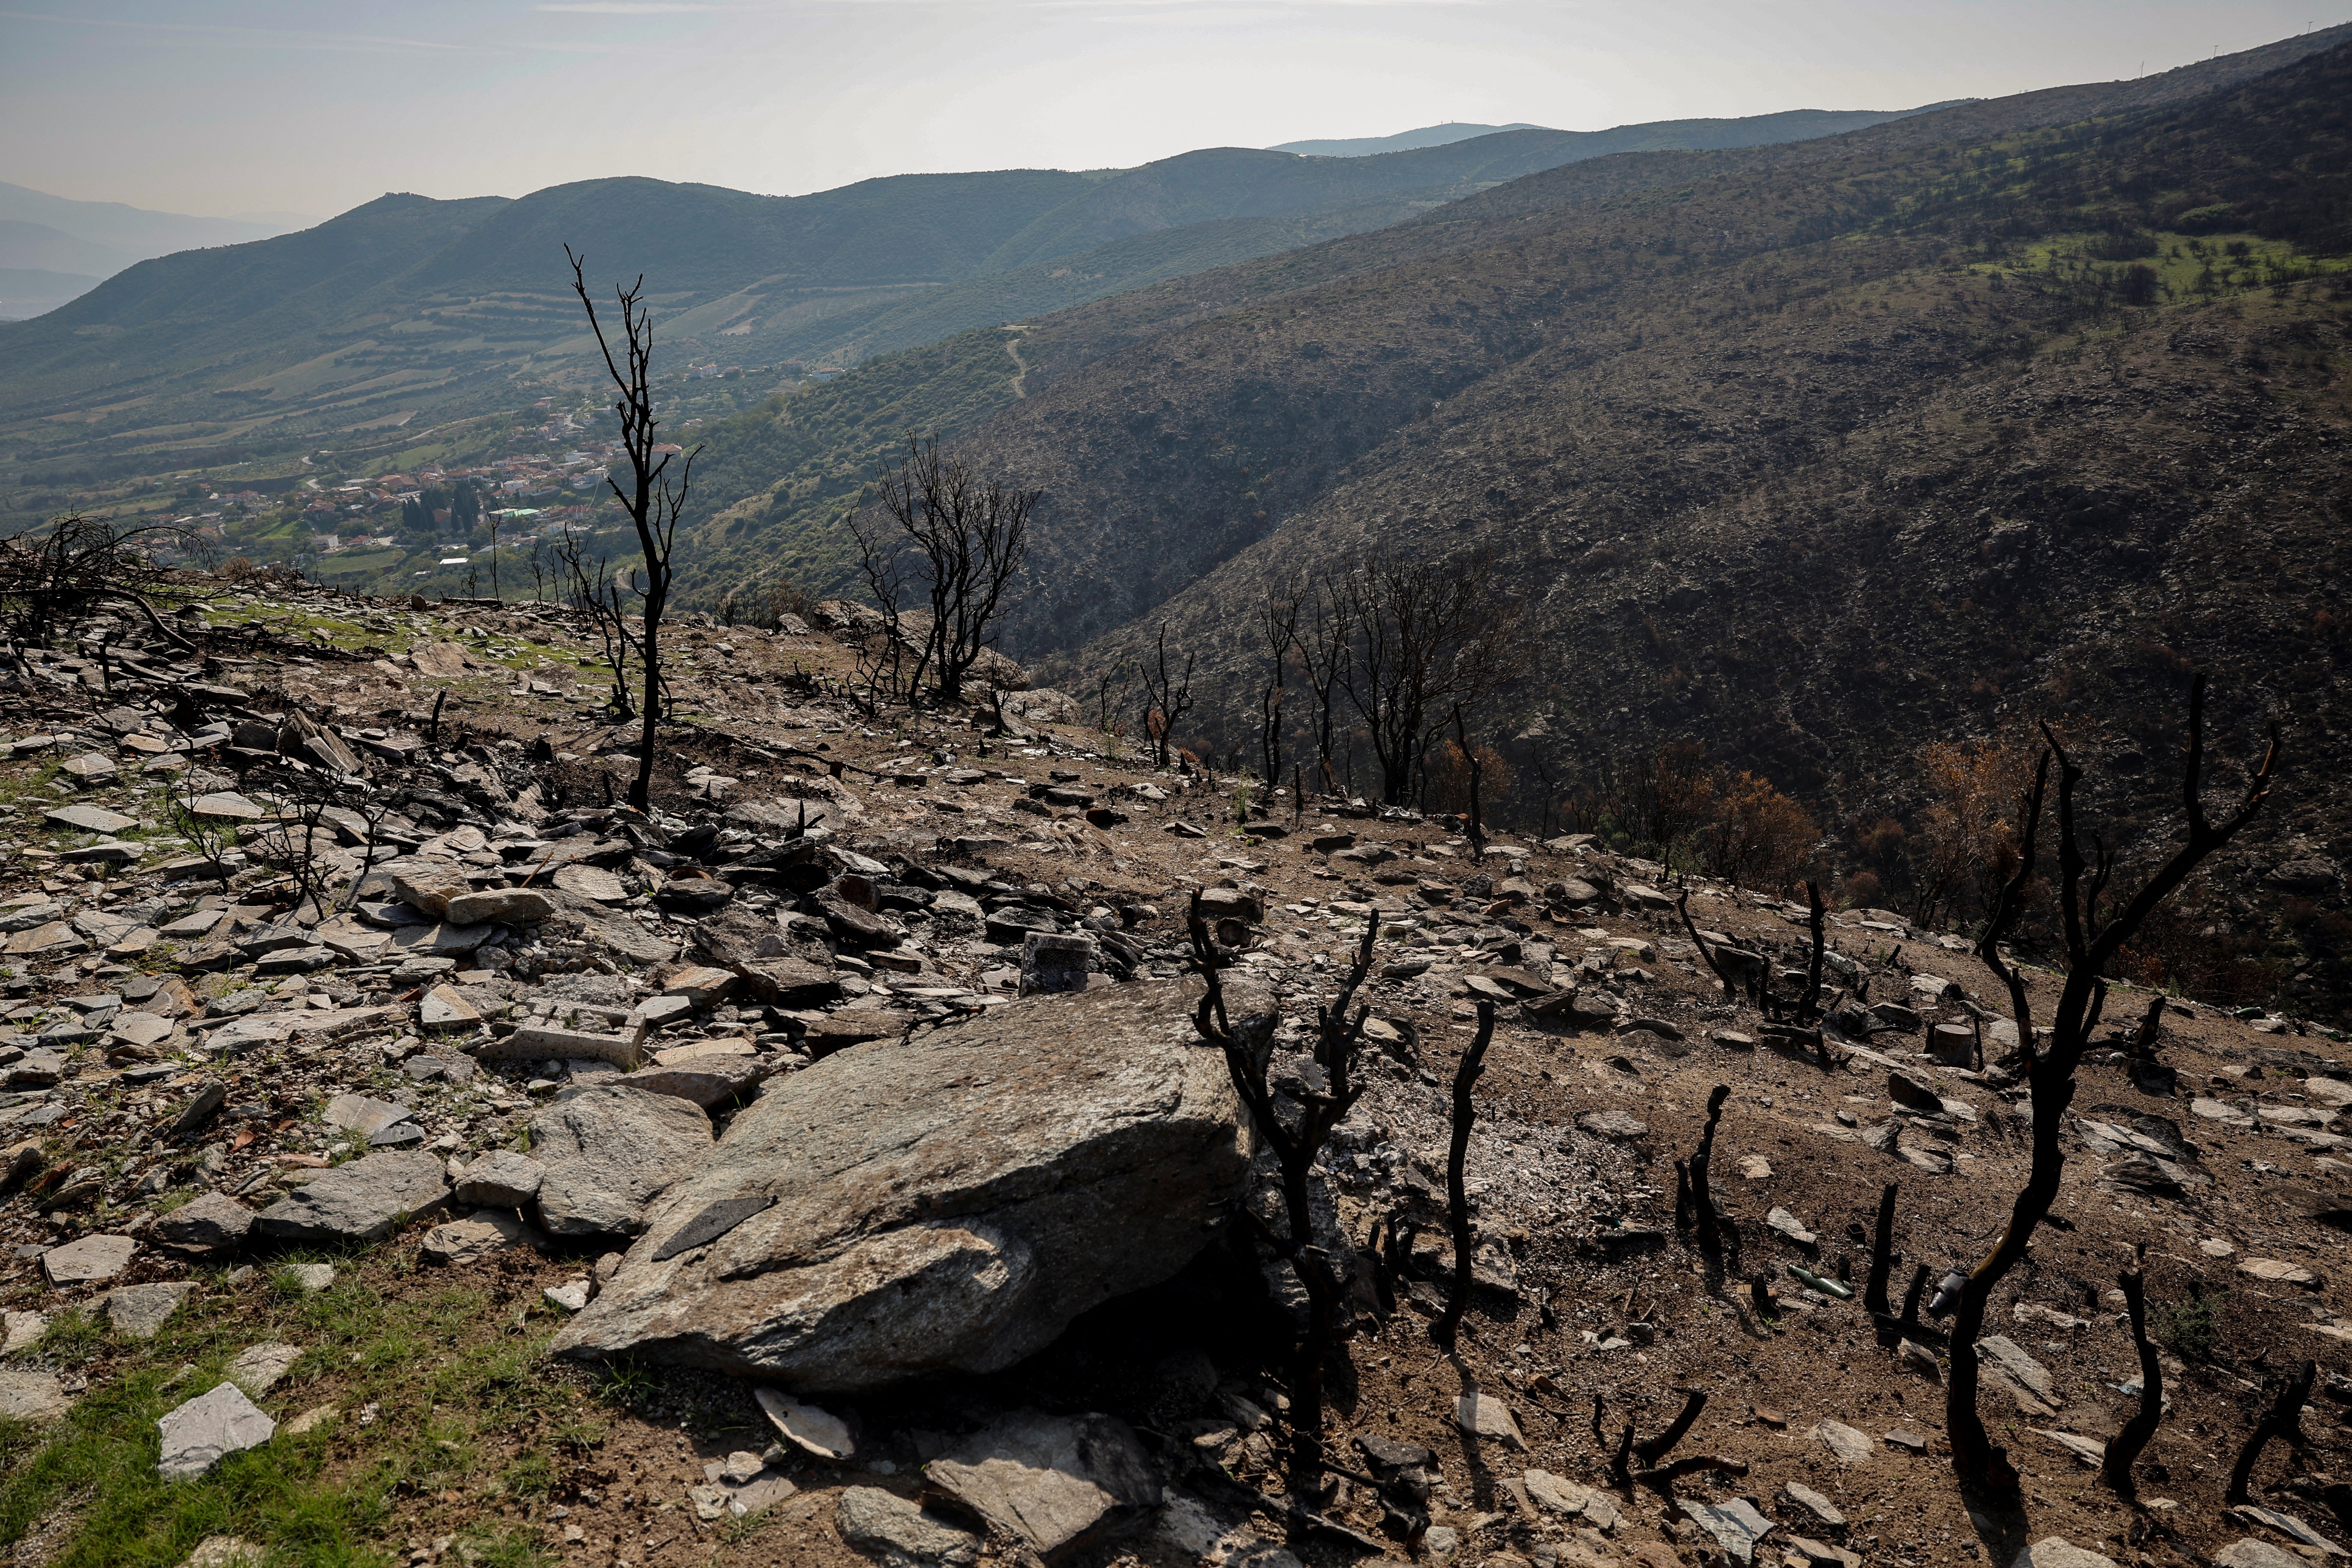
1004;331;1028;397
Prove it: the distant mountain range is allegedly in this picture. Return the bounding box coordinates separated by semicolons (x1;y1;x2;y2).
0;181;316;319
0;94;1981;456
1270;123;1544;157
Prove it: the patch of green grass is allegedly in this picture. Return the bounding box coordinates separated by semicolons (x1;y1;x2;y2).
0;1267;579;1566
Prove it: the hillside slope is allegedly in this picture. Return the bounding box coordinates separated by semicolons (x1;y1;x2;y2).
0;94;1988;521
678;29;2352;1016
675;24;2352;606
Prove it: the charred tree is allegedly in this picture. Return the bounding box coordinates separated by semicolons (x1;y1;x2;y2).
566;246;695;813
1432;999;1496;1349
2227;1359;2317;1506
1188;895;1379;1488
856;435;1036;704
2100;1255;2165;1498
1947;675;2280;1493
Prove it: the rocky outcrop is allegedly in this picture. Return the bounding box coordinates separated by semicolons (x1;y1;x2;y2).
551;981;1252;1389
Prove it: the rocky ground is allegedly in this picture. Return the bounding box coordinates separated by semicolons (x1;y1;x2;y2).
0;578;2345;1568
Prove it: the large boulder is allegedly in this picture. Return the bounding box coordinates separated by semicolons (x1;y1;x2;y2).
552;982;1253;1389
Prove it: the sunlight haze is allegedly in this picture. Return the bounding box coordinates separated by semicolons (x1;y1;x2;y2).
6;0;2347;219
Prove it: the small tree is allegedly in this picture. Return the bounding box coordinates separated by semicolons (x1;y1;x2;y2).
854;435;1036;704
566;247;695;813
1946;675;2280;1493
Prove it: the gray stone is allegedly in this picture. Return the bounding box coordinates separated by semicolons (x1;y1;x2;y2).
2218;1542;2315;1568
1683;1498;1772;1564
1455;1386;1524;1446
388;922;494;958
443;888;554;926
189;792;263;820
418;985;481;1031
390;861;470;918
453;1149;544;1208
837;1486;982;1568
626;1055;771;1110
552;981;1252;1392
757;1386;854;1457
1887;1070;1944;1111
1523;1469;1600;1518
1020;931;1094;995
1812;1419;1873;1464
0;1368;70;1421
45;803;136;833
528;1085;711;1239
2231;1506;2347;1556
42;1232;136;1286
255;1151;451;1245
1780;1480;1844;1528
1767;1206;1817;1245
2009;1542;2118;1568
1576;1109;1648;1140
925;1410;1160;1560
226;1342;302;1398
152;1194;255;1260
104;1281;200;1339
421;1210;546;1265
544;1280;592;1312
177;1538;267;1568
158;1382;275;1479
323;1093;412;1139
1977;1335;2058;1404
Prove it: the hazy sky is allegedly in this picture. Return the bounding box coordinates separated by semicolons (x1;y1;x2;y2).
6;0;2347;221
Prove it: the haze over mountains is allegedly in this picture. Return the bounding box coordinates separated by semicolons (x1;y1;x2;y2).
0;93;1965;457
0;181;314;321
1270;123;1544;156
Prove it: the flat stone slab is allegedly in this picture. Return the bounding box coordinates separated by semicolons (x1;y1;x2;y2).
255;1151;450;1245
2220;1541;2318;1568
1455;1386;1524;1447
158;1381;275;1479
45;803;136;833
323;1094;412;1138
1978;1335;2058;1403
154;1192;256;1252
2240;1258;2323;1288
1780;1480;1844;1528
226;1342;302;1397
189;792;264;820
453;1149;544;1208
758;1386;854;1458
42;1232;136;1286
0;1368;70;1421
104;1281;200;1339
1576;1109;1648;1140
553;864;628;902
419;985;481;1030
